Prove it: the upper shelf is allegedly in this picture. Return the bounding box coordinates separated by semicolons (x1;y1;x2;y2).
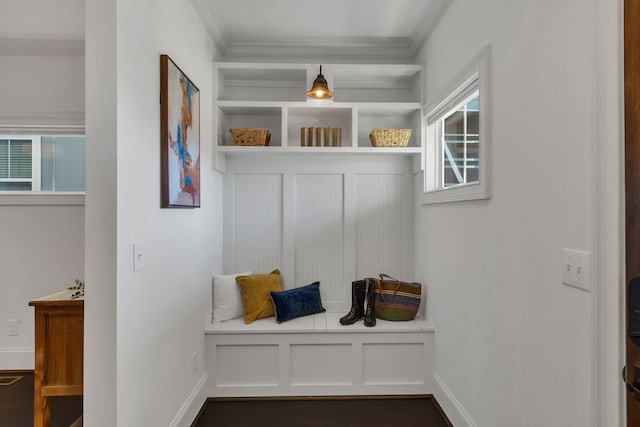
217;145;423;155
216;100;423;112
215;63;424;104
213;62;425;171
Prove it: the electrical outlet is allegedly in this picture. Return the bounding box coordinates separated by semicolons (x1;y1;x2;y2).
8;319;19;336
192;350;199;374
562;248;591;291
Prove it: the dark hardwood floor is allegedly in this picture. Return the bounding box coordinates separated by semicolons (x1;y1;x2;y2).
192;396;452;427
0;371;82;427
1;370;450;426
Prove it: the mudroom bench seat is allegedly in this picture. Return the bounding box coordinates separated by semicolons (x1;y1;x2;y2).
204;312;435;397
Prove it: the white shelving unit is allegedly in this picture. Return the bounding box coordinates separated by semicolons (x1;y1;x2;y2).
213;62;424;171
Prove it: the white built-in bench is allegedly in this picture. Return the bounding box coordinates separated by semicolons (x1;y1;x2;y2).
205;312;435;397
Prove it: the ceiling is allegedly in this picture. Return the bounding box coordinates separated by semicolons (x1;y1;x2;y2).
0;0;450;61
190;0;451;61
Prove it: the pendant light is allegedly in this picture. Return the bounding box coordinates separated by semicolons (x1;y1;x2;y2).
306;65;334;99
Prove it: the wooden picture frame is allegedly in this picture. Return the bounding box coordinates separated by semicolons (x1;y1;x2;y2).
160;54;200;208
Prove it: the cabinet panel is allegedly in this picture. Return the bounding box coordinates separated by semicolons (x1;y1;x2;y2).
290;344;352;386
43;310;83;386
216;344;279;386
362;343;424;385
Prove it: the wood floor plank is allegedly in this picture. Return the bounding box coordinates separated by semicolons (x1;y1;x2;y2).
193;397;452;427
0;371;82;427
1;369;451;426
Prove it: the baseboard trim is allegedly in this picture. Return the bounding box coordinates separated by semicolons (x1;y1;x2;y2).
207;394;434;402
433;371;478;427
169;373;207;427
0;349;34;370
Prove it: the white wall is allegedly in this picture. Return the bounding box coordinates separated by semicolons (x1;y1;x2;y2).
0;54;84;127
0;203;84;369
85;0;221;426
0;49;85;370
415;0;617;426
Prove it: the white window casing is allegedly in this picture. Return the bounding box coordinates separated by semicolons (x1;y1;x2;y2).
0;130;85;205
421;45;491;204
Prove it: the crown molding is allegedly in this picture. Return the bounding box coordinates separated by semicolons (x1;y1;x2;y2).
222;42;414;64
190;0;231;58
0;39;84;57
409;0;454;55
189;0;452;62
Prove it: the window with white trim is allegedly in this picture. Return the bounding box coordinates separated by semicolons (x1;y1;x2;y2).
440;91;479;188
0;137;40;191
422;46;490;204
0;135;85;192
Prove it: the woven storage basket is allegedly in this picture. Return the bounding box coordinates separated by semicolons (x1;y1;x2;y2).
369;128;412;147
229;128;271;146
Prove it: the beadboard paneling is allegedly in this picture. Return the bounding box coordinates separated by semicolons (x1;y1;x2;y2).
229;174;283;274
224;156;414;311
355;174;410;279
294;174;345;303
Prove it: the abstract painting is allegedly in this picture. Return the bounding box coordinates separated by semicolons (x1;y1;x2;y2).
160;54;200;208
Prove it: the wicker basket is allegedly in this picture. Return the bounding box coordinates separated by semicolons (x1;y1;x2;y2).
229;128;271;146
369;129;412;147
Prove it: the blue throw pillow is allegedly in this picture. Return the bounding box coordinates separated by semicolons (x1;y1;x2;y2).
270;282;325;323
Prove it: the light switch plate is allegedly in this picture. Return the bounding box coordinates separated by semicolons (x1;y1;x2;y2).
133;241;144;272
562;248;591;292
7;319;19;336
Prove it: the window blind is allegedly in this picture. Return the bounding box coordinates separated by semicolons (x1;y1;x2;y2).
10;139;32;179
0;139;33;179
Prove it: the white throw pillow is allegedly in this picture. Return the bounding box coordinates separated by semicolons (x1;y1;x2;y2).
212;271;251;322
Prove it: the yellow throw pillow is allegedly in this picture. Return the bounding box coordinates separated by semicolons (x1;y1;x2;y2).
236;269;282;324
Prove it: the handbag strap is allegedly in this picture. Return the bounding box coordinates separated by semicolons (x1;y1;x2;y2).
376;278;402;302
379;273;421;287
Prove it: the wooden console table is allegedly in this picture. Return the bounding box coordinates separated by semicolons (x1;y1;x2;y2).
29;289;84;427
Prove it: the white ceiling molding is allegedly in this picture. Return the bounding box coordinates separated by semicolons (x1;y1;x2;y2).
0;39;84;57
191;0;451;62
0;111;85;131
222;43;414;64
190;0;231;59
408;0;454;55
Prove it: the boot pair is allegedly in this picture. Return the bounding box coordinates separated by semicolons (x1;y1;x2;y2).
339;278;376;327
